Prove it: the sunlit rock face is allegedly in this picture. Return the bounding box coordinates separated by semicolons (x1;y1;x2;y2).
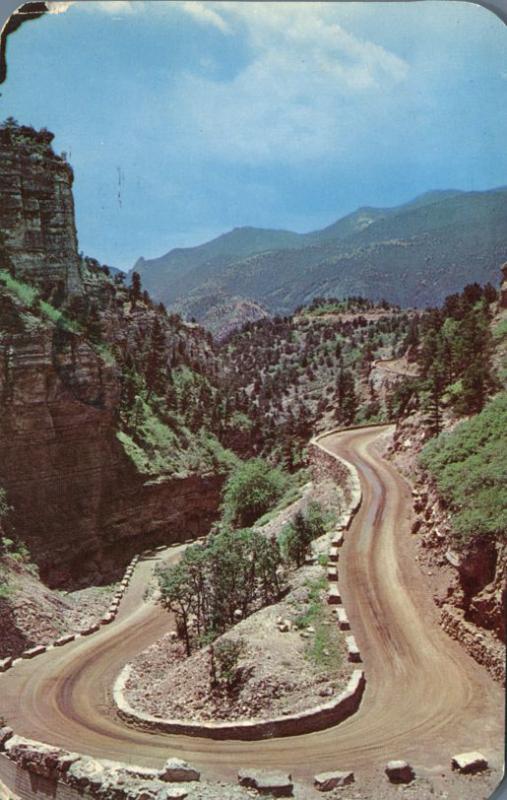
0;123;82;293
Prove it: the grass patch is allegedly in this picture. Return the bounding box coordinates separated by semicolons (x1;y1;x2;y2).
420;392;507;544
492;316;507;341
293;575;343;672
0;269;38;305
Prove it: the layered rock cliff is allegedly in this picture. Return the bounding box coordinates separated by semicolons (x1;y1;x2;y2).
0;122;81;292
0;122;227;586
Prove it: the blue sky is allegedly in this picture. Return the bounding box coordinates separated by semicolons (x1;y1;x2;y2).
2;0;507;268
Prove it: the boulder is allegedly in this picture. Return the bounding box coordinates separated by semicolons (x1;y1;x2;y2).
159;758;200;782
238;769;293;797
0;657;13;672
0;727;13;751
451;751;488;774
411;517;423;535
328;546;339;562
4;736;63;779
125;779;185;800
385;760;415;784
314;770;355;791
66;756;106;791
158;788;189;800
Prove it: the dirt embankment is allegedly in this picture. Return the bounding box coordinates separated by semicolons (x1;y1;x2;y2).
387;416;505;685
0;558;117;659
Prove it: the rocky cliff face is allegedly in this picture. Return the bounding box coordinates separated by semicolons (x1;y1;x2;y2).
0;124;224;586
0;124;81;293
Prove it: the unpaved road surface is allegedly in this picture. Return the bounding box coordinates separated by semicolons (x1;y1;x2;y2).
0;426;503;784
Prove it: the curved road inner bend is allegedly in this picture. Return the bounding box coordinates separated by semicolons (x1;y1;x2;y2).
0;426;503;782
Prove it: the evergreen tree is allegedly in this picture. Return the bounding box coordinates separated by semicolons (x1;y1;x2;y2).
130;271;142;309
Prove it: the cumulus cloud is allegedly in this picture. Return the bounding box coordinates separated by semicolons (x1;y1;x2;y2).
169;2;409;164
46;2;75;14
70;1;410;165
180;1;230;33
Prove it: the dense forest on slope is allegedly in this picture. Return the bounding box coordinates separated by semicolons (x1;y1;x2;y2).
215;298;411;467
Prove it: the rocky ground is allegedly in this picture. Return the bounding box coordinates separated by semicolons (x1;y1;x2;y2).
124;480;351;724
0;558;118;658
126;563;351;723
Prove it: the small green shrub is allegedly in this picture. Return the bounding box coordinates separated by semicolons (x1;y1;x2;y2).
222;458;288;527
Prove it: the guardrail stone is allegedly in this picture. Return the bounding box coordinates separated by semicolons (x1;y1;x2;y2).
54;634;75;647
385;760;415;784
328;585;341;604
336;607;350;631
159;758;200;782
451;752;488;774
238;769;293;797
21;645;46;659
346;635;361;662
314;770;354;791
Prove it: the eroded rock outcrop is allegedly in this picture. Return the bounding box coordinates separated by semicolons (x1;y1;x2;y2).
0;124;225;587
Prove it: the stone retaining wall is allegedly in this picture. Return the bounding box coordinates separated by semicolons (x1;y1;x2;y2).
114;666;366;741
0;754;82;800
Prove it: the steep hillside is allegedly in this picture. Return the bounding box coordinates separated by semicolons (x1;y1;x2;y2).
131;187;507;329
384;274;507;682
216;298;411;466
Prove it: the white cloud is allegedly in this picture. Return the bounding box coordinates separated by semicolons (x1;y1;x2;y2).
46;2;72;13
180;1;230;33
167;2;409;164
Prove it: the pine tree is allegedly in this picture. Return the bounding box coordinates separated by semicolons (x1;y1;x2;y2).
130;271;142;309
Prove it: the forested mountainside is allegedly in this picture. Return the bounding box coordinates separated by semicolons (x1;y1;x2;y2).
0;120;233;585
132;186;507;331
0;119;505;617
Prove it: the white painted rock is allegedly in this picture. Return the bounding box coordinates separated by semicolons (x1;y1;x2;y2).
385;760;415;784
238;769;293;797
314;770;355;791
159;758;200;782
336;607;350;630
451;752;488;774
328;585;341;604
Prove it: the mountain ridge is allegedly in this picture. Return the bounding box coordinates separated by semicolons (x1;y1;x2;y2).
131;185;507;331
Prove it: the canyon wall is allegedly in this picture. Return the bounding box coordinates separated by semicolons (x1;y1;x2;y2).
0;125;224;586
0;124;81;292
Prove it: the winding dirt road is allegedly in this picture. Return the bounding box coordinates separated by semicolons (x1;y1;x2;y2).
0;426;503;783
